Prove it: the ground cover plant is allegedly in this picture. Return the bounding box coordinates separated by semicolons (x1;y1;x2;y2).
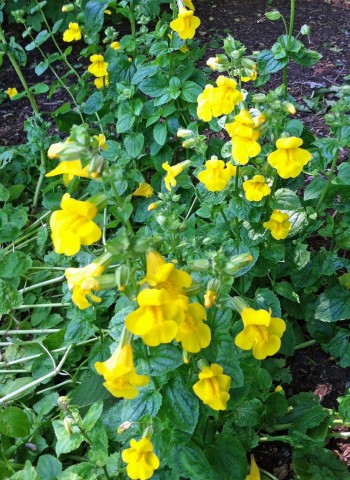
0;0;350;478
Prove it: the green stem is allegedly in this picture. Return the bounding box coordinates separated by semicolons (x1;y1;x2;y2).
129;0;137;60
283;0;296;99
33;149;47;208
294;339;316;350
106;167;134;235
315;151;338;213
259;435;291;443
1;329;60;335
15;303;71;309
19;275;65;294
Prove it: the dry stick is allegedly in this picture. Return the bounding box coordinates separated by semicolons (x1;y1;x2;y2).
0;345;72;404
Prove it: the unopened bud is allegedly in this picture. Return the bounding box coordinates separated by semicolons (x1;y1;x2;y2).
58;396;69;410
252;93;266;103
265;10;281;21
148;201;162;211
204;289;217;308
47;142;65;159
117;421;132;434
182;138;196;149
115;265;130;291
274;385;284;393
89;155;104;178
300;24;310;35
62;4;74;12
182;350;191;364
282;101;296;115
177;128;194;139
89;193;108;211
64;417;73;436
190;259;210;271
224;253;253;275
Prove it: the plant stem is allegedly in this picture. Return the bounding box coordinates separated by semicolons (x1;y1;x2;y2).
294;339;316;350
315;151;338;213
19;275;65;294
15;303;71;309
0;345;72;404
0;329;60;335
283;0;296;99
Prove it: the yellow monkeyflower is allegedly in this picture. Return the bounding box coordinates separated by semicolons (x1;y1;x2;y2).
243;175;271;202
197;76;243;122
50;193;102;256
46;160;91;186
225;110;261;165
193;363;231;410
162;160;190;191
122;437;160;480
104;9;112;14
263;210;291;240
94;75;109;89
95;344;149;399
204;289;217;308
6;87;18;98
241;66;258;83
132;183;154;198
88;54;108;78
170;7;200;40
197;157;236;192
125;288;185;346
111;41;120;50
148;201;162;211
183;0;195;10
63;22;82;42
234;307;286;360
246;455;261;480
93;133;108;150
176;303;211;353
267;137;312;179
65;263;104;309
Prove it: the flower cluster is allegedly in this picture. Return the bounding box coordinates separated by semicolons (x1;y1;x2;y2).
197;76;243;122
125;252;211;353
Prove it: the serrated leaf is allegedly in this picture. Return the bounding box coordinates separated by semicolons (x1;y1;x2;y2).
206;435;247;480
52;420;84;457
0;279;22;313
140;344;183;376
162;375;199;433
0;407;31;438
315;286;350;322
153;122;167;146
37;455;62;480
70;373;111;407
121;385;162;422
124;133;144;158
255;287;281;317
270;188;302;211
83;401;103;431
169;443;212;479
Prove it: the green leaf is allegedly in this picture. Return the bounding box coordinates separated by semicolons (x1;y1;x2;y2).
234;399;265;427
216;341;244;387
206;435;247;480
270;188;302;211
139;74;167;97
83;91;104;115
293;447;350;480
0;184;9;202
255;288;281;317
83;401;103;432
315;286;350;322
52;420;84;457
180;81;202;102
323;329;350;368
0;407;31;438
293;48;322;66
70;372;111;407
10;460;38;480
284;119;304;137
153;122;167;146
84;0;110;34
37;455;62;480
121;385;162;422
140;344;183;376
169;443;213;479
117;103;135;133
31;83;49;94
0;251;32;278
339;395;350;422
124;133;144;158
0;279;22;313
257;49;288;74
35;59;49;76
162;375;199;433
274;281;300;303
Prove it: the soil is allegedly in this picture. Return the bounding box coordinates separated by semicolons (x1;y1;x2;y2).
1;1;350;478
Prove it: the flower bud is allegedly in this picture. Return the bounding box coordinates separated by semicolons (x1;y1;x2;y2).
252;93;266;103
64;417;73;436
115;265;130;291
230;296;248;313
117;421;132;434
190;259;210;271
300;24;310;35
89;193;108;211
182;138;196;149
148;201;162;211
204;289;217;308
58;396;69;410
177;128;194;139
274;385;284;393
89;155;105;178
282;101;296;115
265;10;281;21
224;253;253;275
182;350;191;364
62;4;74;12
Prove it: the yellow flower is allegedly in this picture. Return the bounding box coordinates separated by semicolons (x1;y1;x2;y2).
197;76;243;121
197;157;236;192
183;0;195;10
274;385;284;393
65;263;104;309
46;160;91;186
243;175;271;202
267;137;312;179
50;193;102;256
176;303;211;353
246;455;261;480
234;307;286;360
148;201;162;211
95;344;149;399
193;363;231;410
225;110;261;165
88;54;108;78
263;210;291;240
132;183;154;198
241;66;258;83
104;9;112;14
162;160;190;191
6;87;18;98
110;41;120;50
63;22;82;42
94;133;108;149
170;7;200;40
204;289;217;308
122;437;160;480
94;75;109;89
140;251;192;294
125;288;185;347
